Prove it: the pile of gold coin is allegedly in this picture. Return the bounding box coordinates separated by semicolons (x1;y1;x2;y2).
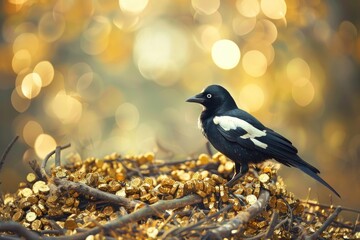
0;152;357;239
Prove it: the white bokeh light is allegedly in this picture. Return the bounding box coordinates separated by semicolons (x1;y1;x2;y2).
211;39;241;70
119;0;149;14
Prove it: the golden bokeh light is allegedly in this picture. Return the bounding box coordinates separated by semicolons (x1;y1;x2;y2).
260;0;287;20
239;83;265;112
38;12;66;42
77;111;102;144
232;15;257;36
23;120;43;147
76;72;103;101
50;91;83;124
198;25;221;50
11;89;30;113
119;0;149;14
287;58;311;86
113;12;140;31
236;0;260;18
21;72;42;99
291;81;315;107
313;20;331;42
323;121;346;150
192;0;220;15
246;42;275;65
8;0;28;6
211;39;241;70
96;87;123;117
13;33;39;57
34;134;57;159
81;16;112;55
193;10;223;27
33;61;55;87
134;21;189;83
242;50;267;77
115;102;140;131
260;19;278;44
12;49;31;74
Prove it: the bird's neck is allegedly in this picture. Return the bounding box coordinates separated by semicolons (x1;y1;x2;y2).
201;101;237;121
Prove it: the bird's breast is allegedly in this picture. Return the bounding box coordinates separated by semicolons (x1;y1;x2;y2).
198;116;207;137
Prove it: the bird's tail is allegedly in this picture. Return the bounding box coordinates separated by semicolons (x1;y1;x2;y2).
292;157;341;198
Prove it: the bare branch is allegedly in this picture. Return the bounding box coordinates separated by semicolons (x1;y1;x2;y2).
28;158;47;181
46;194;203;240
53;178;138;210
264;210;279;238
205;189;270;239
245;217;289;240
0;221;41;240
0;136;19;174
307;206;342;240
41;144;71;178
55;146;61;167
302;200;360;214
162;203;234;239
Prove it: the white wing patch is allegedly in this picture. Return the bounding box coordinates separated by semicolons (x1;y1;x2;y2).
213;116;268;149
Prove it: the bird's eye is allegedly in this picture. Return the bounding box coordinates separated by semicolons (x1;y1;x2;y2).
206;94;212;99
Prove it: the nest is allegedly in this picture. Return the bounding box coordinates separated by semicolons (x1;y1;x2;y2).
0;141;359;239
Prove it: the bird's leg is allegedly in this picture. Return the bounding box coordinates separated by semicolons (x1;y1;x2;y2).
226;162;249;187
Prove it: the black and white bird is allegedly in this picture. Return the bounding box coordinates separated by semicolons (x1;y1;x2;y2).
187;84;340;197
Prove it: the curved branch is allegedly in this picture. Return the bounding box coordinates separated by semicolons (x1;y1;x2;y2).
0;136;19;174
0;222;41;240
28;158;47;181
307;206;342;240
47;194;203;240
41;144;71;178
53;178;137;210
205;189;270;240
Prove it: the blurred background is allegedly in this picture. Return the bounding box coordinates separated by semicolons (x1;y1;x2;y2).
0;0;359;216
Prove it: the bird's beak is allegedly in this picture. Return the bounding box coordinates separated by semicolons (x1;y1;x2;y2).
186;93;205;104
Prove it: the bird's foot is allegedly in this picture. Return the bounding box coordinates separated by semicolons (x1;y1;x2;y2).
226;173;244;187
229;192;246;206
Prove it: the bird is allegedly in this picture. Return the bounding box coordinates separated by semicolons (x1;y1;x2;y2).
186;84;340;197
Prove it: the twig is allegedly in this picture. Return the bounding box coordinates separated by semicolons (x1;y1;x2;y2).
354;214;359;233
103;194;202;233
244;217;289;240
53;178;137;210
314;211;360;231
48;220;65;235
0;234;23;240
55;146;61;167
204;189;270;239
41;144;71;178
162;203;234;239
302;200;360;214
264;210;279;238
145;158;197;169
40;230;64;236
0;136;19;174
0;222;40;240
44;194;203;240
306;206;342;240
280;195;293;231
28;158;47;181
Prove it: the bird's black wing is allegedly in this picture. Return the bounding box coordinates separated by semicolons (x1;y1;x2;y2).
213;109;271;150
213;110;340;197
214;109;304;168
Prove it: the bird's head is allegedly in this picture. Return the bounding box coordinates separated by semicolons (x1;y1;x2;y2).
186;85;237;112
